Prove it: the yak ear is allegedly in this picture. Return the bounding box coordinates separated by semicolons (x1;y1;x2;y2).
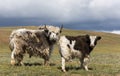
97;36;101;40
85;34;89;39
85;34;90;43
43;24;49;33
44;24;47;29
60;24;63;33
38;24;47;30
38;26;43;30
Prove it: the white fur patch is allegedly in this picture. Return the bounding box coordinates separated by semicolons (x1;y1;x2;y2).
59;36;71;60
59;36;82;60
90;36;97;46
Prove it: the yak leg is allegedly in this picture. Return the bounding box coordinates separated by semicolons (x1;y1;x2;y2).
61;57;66;72
83;56;90;71
11;50;16;65
12;48;25;66
44;59;49;66
80;57;84;69
80;55;90;71
43;54;50;66
11;50;24;66
83;55;90;71
16;53;24;66
43;48;51;66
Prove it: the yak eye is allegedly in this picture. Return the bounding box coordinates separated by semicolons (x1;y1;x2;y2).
56;33;59;35
49;32;51;35
44;29;48;33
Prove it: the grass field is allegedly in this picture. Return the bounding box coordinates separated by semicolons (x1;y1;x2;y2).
0;26;120;76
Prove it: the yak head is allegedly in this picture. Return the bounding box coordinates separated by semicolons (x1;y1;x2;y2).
38;25;63;41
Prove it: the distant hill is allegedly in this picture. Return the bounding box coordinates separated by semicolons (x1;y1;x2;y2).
0;26;120;50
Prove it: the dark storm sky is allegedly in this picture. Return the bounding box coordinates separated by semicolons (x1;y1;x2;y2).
0;0;120;31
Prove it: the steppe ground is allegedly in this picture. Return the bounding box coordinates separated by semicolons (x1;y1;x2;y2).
0;26;120;76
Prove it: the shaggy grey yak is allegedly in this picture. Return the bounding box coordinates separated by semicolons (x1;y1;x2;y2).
9;25;63;65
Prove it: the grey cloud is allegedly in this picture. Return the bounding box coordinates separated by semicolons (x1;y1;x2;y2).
0;0;120;30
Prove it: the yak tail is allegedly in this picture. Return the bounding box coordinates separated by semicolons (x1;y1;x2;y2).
10;40;16;65
11;49;16;65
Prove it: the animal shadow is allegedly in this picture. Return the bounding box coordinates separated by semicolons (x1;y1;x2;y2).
24;62;56;66
58;66;93;72
24;62;43;66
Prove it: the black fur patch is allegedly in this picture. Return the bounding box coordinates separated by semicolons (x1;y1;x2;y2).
67;44;70;49
65;35;93;55
65;36;76;44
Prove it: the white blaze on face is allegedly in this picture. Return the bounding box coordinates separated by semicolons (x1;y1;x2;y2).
90;36;97;47
47;26;60;40
49;32;58;40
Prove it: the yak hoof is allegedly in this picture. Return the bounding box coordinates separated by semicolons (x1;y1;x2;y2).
11;59;16;65
62;69;66;72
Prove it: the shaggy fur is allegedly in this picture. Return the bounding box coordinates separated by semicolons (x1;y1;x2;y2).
9;25;63;65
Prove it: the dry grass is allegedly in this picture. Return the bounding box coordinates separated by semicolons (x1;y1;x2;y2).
0;26;120;76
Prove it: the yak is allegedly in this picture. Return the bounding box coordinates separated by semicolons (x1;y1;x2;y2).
9;25;63;66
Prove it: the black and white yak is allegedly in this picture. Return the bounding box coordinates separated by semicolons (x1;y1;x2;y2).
59;35;101;72
9;25;63;66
